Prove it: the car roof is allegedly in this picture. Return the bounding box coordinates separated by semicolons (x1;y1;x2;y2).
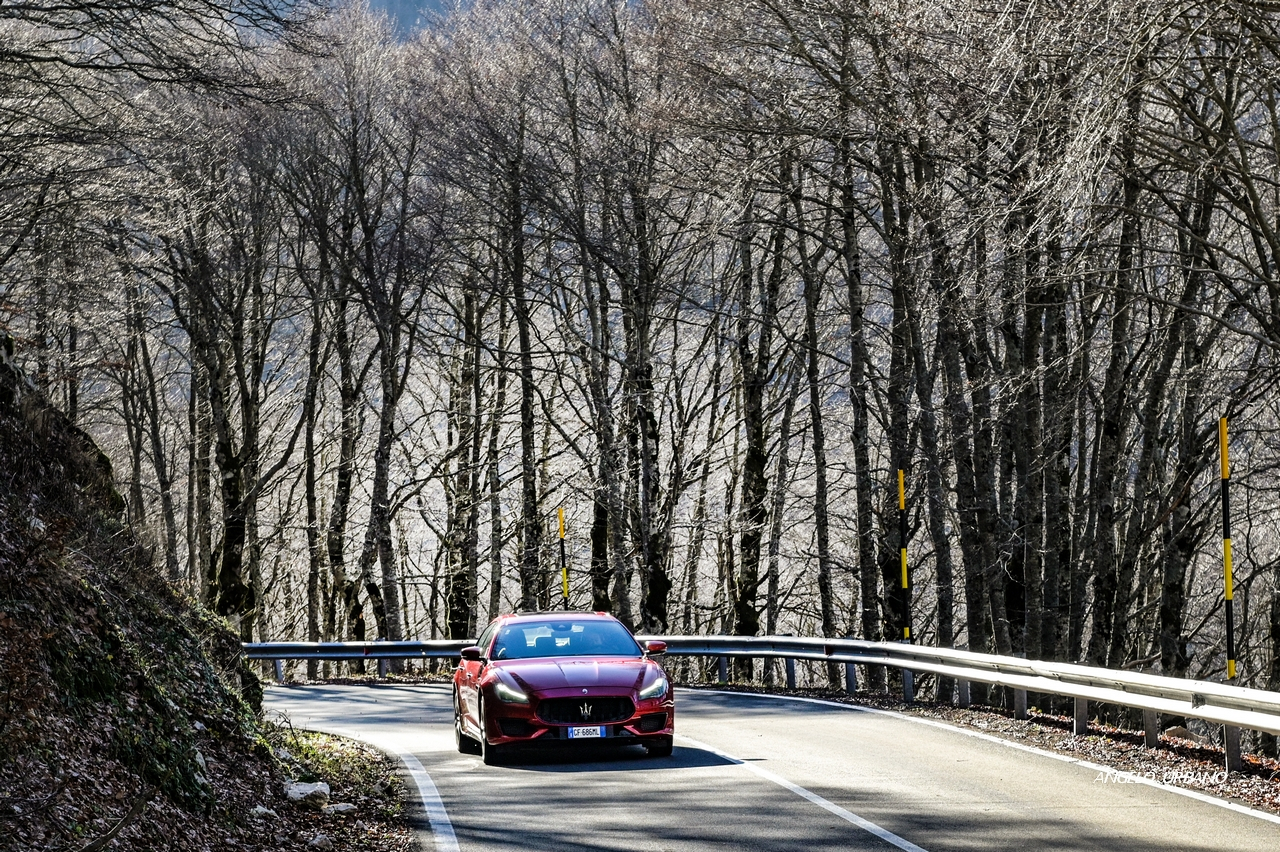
493;611;617;625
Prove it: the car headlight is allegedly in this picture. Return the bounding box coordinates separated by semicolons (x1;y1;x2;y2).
493;681;529;704
639;676;668;700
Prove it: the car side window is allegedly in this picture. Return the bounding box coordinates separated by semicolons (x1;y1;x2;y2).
476;623;498;658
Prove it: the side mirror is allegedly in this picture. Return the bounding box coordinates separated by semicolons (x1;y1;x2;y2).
645;640;668;656
460;646;483;662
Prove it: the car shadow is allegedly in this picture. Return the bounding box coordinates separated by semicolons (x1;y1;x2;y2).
500;744;733;773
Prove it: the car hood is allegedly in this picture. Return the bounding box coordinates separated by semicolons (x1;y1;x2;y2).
495;657;650;692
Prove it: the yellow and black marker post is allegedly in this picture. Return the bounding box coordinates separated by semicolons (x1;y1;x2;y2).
899;469;910;642
559;507;569;610
898;468;914;703
1220;419;1236;680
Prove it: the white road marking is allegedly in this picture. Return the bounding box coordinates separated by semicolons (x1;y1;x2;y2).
677;734;930;852
399;749;460;852
696;689;1280;828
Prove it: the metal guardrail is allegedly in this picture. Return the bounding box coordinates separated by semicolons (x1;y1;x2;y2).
244;634;1280;766
648;635;1280;737
244;640;468;679
245;640;468;660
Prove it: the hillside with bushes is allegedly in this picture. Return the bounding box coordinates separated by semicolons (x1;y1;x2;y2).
0;338;391;850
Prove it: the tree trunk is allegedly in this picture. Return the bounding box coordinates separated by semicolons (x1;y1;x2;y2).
791;161;840;688
767;365;801;638
1086;65;1145;666
325;293;361;648
486;294;510;621
846;190;880;685
907;186;954;693
877;144;914;676
1040;227;1071;661
447;286;480;640
303;290;325;677
508;141;541;613
191;361;213;602
733;158;784;646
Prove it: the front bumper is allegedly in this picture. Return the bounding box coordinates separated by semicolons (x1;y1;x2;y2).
484;690;675;747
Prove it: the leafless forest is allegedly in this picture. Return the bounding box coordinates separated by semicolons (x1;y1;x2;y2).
5;0;1280;701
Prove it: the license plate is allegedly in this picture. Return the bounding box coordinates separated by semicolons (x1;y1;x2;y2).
567;725;603;739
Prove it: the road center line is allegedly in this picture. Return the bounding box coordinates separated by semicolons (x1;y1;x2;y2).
676;734;930;852
695;689;1280;828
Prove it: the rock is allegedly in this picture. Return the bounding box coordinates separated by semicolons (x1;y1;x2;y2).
307;834;334;849
194;720;207;732
284;781;330;810
195;750;207;772
322;803;357;816
273;748;293;762
250;805;279;819
353;820;367;833
1162;725;1211;745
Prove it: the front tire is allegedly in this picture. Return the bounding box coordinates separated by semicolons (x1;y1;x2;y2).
478;696;506;766
644;737;674;758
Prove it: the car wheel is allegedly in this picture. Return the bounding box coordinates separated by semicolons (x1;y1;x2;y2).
454;693;479;755
644;737;673;758
478;696;506;766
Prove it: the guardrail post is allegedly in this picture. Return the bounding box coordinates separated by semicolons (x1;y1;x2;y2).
273;659;284;684
1224;725;1243;773
956;679;970;708
846;662;859;695
897;637;913;703
1143;709;1158;748
718;656;728;685
378;658;388;679
1073;697;1088;735
785;657;796;690
1012;652;1026;719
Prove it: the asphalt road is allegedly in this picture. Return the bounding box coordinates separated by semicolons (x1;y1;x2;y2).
264;683;1280;851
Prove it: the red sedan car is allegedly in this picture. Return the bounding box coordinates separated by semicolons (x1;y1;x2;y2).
453;612;675;765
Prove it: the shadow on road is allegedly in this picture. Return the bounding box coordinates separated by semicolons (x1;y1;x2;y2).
499;744;733;773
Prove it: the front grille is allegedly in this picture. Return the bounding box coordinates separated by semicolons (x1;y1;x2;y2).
537;696;634;725
638;713;667;733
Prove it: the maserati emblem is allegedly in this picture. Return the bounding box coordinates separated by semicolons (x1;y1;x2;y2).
581;688;589;694
579;702;592;720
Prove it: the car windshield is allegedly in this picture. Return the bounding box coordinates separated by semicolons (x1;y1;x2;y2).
489;619;641;660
